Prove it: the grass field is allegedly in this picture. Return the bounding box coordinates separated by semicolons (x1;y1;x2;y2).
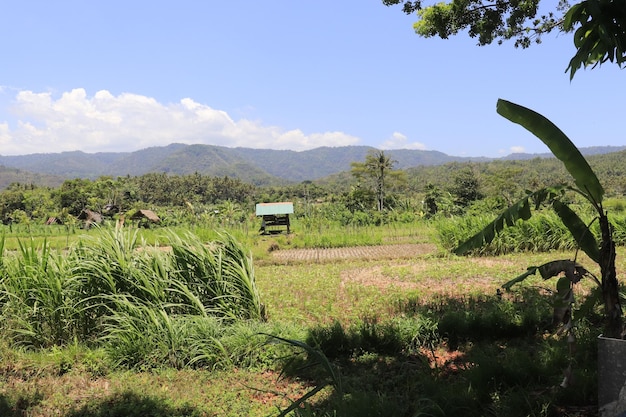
0;222;619;416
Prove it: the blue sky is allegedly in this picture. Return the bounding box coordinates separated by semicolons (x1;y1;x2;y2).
0;1;624;157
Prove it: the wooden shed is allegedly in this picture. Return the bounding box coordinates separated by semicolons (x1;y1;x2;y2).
256;202;293;234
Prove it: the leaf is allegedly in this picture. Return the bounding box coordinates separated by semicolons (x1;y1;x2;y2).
502;266;538;290
454;195;531;255
502;259;590;291
261;333;343;416
556;276;572;295
552;200;600;263
553;277;574;327
277;384;328;417
261;333;341;391
537;259;589;282
553;303;571;327
496;99;604;204
563;3;585;31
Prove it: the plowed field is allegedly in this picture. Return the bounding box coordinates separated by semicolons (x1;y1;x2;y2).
270;243;436;262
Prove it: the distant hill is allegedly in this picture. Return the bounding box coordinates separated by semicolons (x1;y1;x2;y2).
0;165;66;190
0;144;486;185
0;143;623;188
501;145;626;160
229;146;488;182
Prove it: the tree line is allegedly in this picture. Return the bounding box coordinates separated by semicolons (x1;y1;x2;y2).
2;148;626;227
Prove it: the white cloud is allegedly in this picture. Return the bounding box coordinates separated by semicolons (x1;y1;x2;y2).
0;88;361;155
497;146;526;155
379;132;426;150
0;122;11;146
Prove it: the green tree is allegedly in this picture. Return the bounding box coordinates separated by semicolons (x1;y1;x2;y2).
482;163;528;206
0;185;26;222
423;183;441;216
449;166;483;208
52;178;95;216
350;150;404;211
22;187;55;221
217;200;244;227
383;0;626;78
345;183;376;213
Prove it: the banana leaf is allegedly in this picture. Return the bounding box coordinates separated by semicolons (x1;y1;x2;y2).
502;259;590;290
552;199;600;263
496;99;604;205
454;195;531;255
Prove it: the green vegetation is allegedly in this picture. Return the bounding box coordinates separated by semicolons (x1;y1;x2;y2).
383;0;626;79
0;218;621;416
4;134;626;415
350;149;405;212
0;229;264;351
4;2;626;414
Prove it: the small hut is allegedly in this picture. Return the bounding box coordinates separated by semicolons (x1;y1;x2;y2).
77;209;103;229
45;217;63;225
103;203;120;216
129;209;161;227
256;202;293;234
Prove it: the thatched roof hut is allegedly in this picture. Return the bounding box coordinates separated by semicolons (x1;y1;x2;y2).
129;209;160;223
77;209;103;229
45;217;63;225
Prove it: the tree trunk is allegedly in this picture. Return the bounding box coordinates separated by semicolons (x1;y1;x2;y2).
377;169;385;212
600;213;623;338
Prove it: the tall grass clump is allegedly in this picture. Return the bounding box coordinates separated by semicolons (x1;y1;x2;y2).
435;211;583;255
167;231;263;320
102;300;226;369
72;227;265;368
70;227;262;320
103;301;296;370
0;237;84;348
0;227;266;366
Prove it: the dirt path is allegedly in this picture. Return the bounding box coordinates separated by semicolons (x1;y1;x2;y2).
270;243;437;262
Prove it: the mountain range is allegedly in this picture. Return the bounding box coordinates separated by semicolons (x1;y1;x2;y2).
1;143;625;190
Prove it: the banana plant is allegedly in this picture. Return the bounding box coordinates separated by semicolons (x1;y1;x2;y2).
455;99;623;340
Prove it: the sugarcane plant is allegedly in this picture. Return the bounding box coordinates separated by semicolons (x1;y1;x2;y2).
455;99;624;348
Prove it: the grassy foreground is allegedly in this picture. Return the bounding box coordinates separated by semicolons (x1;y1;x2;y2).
0;225;620;416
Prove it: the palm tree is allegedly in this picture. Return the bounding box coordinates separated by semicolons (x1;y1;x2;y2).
351;150;398;212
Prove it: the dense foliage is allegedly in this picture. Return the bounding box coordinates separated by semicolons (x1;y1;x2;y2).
2;149;626;234
384;0;626;78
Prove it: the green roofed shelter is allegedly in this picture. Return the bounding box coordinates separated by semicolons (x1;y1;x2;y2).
256;202;293;234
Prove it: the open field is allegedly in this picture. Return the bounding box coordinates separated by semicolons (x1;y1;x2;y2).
259;243;603;325
0;231;621;416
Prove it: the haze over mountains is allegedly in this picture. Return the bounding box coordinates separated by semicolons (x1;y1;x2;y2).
0;143;625;190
